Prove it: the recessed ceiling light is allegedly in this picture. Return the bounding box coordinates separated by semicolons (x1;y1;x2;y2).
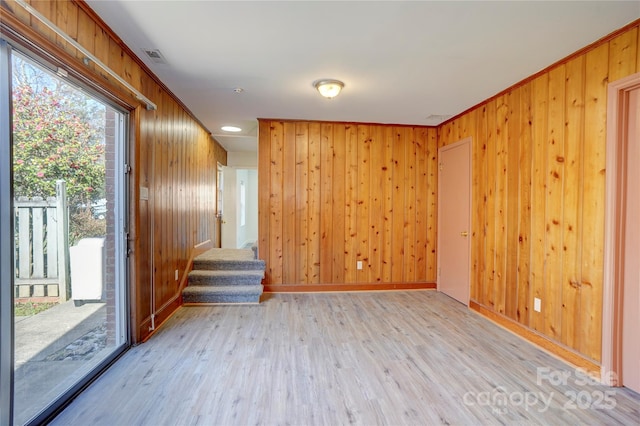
221;126;242;132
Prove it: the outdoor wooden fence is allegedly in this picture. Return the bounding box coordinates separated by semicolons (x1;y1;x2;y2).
14;180;70;302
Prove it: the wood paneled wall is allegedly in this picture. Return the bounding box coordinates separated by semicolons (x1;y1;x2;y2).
438;21;640;363
258;120;438;289
1;0;227;342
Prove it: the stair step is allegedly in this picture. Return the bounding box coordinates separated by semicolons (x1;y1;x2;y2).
184;248;266;304
183;285;263;304
188;270;264;286
193;248;264;271
193;258;266;271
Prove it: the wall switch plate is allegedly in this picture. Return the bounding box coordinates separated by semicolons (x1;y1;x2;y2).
534;297;541;312
175;269;179;281
357;261;363;270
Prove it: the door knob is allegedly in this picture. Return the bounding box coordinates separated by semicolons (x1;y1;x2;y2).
460;231;468;237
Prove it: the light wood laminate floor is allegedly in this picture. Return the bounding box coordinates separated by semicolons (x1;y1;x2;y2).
52;291;640;425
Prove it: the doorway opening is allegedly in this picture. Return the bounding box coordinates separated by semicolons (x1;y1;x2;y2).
221;167;258;249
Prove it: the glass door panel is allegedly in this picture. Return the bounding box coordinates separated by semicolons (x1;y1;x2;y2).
9;50;128;426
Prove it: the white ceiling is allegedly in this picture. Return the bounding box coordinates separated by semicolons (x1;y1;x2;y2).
85;1;639;153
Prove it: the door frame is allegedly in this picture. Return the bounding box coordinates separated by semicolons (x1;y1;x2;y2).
602;72;640;386
437;137;472;304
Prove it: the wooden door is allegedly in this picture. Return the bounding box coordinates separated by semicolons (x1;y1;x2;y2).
437;138;471;305
621;86;640;393
604;73;640;392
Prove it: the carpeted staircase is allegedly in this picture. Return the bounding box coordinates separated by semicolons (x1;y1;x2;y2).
182;247;265;304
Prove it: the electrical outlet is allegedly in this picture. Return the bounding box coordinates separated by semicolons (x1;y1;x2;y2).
534;297;541;312
175;269;179;281
357;261;363;270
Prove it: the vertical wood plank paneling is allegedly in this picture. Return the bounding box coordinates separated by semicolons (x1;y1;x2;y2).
257;120;436;287
269;121;284;284
579;44;609;361
403;128;417;282
344;125;358;283
382;127;395;282
544;65;566;341
608;28;638;82
5;0;30;27
637;25;640;71
517;83;533;326
369;126;384;282
258;121;271;283
505;88;521;319
637;26;640;71
156;119;170;314
484;100;498;309
307;123;321;284
94;26;111;82
75;8;95;66
29;2;56;45
357;125;371;282
494;95;508;315
391;128;406;283
108;38;124;84
414;128;428;282
472;106;488;304
295;123;309;284
426;129;438;281
530;74;549;332
332;124;346;284
54;0;76;54
319;123;334;284
282;122;296;284
560;56;585;349
168;103;176;296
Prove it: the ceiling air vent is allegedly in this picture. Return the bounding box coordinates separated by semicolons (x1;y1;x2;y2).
142;48;167;64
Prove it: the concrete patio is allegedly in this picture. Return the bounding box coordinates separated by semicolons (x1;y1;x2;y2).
14;301;111;425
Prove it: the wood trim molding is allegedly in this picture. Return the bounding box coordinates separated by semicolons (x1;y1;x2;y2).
264;282;436;293
470;300;601;374
602;71;640;386
257;117;437;129
442;19;640;127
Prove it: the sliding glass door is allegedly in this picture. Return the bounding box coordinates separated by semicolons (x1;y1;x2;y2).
0;40;129;425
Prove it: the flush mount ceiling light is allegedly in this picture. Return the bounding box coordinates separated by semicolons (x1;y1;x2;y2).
221;125;242;132
313;79;344;99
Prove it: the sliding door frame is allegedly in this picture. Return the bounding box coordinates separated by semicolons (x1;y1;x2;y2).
1;37;132;425
0;38;15;426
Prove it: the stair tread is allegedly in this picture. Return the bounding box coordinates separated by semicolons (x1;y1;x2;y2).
183;285;263;294
195;248;256;262
193;261;265;271
189;270;264;276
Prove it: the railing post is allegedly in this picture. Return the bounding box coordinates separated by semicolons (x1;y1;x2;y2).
56;180;70;302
